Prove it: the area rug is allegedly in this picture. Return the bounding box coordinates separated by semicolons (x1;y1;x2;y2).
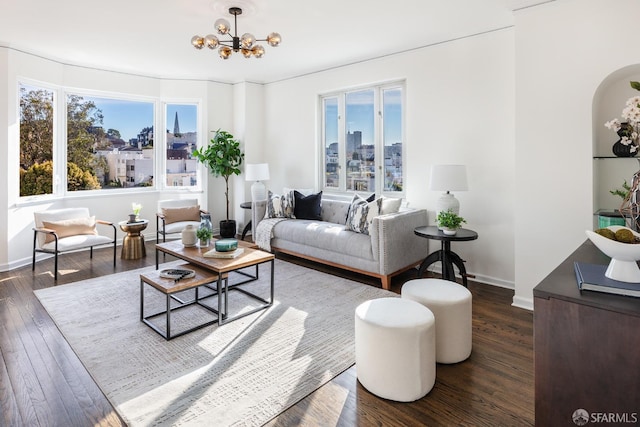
34;259;394;426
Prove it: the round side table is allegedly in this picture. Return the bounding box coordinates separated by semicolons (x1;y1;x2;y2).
240;201;252;240
119;219;148;260
414;225;478;287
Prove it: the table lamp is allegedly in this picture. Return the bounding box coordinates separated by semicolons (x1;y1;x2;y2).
245;163;270;201
429;164;468;218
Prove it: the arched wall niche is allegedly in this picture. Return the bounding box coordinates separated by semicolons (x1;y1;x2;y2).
592;64;640;216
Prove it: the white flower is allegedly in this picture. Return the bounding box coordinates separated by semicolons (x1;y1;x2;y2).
605;119;621;131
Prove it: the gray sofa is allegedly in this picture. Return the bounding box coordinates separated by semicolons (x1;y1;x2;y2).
252;197;429;290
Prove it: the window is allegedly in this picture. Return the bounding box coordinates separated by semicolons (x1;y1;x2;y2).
321;82;404;196
165;103;198;187
66;94;154;191
19;82;202;198
19;83;55;197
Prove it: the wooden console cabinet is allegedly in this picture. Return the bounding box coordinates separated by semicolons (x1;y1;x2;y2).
533;241;640;426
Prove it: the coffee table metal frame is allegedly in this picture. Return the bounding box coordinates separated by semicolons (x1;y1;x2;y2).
154;240;275;327
140;263;227;340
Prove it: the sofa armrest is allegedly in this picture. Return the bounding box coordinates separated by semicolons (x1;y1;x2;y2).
371;209;429;275
251;200;268;241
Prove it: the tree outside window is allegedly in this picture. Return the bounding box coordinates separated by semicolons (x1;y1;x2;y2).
66;94;154;192
20;84;54;197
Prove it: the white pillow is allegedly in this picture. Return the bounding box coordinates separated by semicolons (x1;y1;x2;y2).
380;196;402;215
346;194;380;235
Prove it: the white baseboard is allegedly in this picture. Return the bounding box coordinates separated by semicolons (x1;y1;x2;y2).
426;266;514;290
512;295;534;311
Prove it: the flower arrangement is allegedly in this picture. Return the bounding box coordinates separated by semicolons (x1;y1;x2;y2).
604;81;640;155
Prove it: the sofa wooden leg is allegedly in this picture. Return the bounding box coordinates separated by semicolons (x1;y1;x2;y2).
381;276;391;290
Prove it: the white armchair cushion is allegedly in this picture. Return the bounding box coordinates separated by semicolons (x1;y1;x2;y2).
163;220;201;235
34;207;92;249
40;234;114;252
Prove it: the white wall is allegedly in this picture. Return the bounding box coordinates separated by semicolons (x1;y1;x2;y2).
0;48;234;270
514;0;640;309
263;29;516;289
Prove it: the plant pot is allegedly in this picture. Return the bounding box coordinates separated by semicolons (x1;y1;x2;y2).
219;220;236;239
199;238;210;247
442;228;458;236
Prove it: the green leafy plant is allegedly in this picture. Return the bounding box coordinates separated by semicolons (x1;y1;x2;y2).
196;227;213;241
610;180;631;200
192;129;245;220
437;209;466;230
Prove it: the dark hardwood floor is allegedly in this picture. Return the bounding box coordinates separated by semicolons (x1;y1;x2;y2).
0;241;534;426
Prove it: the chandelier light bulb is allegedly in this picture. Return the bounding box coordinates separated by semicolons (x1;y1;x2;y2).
219;46;232;59
191;35;205;49
241;48;252;58
251;44;265;58
266;32;281;47
205;34;219;49
240;33;255;49
214;18;231;35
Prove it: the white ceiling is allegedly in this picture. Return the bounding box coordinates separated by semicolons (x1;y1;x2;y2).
0;0;550;84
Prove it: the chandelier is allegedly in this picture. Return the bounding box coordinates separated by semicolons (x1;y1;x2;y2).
190;7;281;60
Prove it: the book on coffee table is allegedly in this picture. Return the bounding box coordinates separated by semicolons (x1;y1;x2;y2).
574;261;640;298
203;247;245;259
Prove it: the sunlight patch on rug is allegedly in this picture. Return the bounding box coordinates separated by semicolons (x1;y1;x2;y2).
35;259;394;426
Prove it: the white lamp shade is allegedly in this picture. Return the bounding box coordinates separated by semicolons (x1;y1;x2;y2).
245;163;270;182
429;165;468;192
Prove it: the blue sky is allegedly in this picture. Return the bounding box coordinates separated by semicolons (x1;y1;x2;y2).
325;88;402;146
85;97;197;141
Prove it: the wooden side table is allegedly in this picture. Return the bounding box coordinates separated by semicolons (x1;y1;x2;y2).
119;219;148;259
414;225;478;287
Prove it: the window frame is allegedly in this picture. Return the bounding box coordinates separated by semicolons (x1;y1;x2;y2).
319;80;405;198
18;79;59;201
16;79;204;202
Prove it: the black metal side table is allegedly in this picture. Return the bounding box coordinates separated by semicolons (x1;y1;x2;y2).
414;225;478;287
240;202;252;240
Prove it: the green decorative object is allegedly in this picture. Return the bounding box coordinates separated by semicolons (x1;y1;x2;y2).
215;238;238;252
436;209;466;230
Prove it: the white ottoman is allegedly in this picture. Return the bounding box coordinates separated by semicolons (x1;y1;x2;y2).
355;297;436;402
401;278;472;364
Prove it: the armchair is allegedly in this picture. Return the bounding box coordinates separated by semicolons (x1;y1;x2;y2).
32;207;117;281
156;199;207;243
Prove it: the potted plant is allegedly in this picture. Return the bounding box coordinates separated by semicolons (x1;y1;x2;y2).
196;226;213;247
437;209;466;235
192;129;245;238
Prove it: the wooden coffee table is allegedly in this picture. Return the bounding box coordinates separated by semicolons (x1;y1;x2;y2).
140;262;227;340
154;240;275;326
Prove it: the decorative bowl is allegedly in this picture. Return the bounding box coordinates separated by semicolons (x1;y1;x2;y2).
215;238;238;252
585;226;640;282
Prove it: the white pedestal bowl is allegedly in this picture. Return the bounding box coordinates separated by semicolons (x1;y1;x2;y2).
585;226;640;283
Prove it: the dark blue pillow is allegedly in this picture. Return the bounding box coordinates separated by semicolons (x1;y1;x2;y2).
294;191;322;220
